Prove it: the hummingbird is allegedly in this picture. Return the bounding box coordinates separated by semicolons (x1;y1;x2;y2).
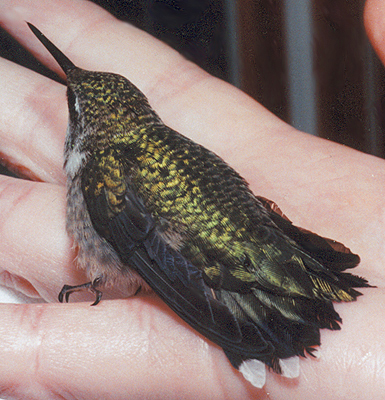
27;22;370;388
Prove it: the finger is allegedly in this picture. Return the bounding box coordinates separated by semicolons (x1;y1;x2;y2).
0;56;66;183
0;292;384;400
0;0;379;197
0;0;287;164
364;0;385;65
1;2;382;200
0;299;252;400
0;175;80;302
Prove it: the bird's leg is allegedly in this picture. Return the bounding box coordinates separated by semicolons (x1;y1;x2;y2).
58;277;103;306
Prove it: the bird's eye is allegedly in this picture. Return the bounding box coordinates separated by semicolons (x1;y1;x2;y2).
67;88;80;118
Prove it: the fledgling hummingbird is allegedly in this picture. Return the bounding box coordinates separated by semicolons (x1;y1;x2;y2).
27;22;370;388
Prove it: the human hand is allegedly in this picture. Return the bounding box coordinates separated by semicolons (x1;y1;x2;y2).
0;0;383;399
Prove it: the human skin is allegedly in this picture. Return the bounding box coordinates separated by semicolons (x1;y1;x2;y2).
0;0;384;399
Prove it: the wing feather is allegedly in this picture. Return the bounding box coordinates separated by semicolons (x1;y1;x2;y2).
81;152;250;348
80;149;370;385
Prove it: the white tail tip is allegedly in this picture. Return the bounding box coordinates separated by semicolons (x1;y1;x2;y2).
238;356;300;387
279;356;300;378
239;359;266;388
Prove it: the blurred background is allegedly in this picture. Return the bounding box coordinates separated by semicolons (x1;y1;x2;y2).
1;0;385;179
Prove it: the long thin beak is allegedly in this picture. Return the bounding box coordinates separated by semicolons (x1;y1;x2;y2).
27;22;76;75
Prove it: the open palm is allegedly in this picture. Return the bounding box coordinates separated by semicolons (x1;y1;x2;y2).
0;0;384;399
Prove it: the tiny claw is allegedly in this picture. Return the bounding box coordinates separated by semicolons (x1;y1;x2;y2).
58;281;103;305
65;291;71;303
90;288;103;306
58;284;74;303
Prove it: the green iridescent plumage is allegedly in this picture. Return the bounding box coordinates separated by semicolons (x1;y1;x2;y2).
28;23;371;387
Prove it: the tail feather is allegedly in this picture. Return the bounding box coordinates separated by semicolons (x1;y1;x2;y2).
226;352;300;388
215;197;372;386
238;359;266;388
257;196;362;271
279;356;300;378
218;290;322;370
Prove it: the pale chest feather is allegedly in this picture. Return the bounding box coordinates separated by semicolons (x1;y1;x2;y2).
65;175;148;294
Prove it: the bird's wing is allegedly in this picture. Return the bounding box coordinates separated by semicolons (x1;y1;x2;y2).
256;196;361;271
80;149;276;354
